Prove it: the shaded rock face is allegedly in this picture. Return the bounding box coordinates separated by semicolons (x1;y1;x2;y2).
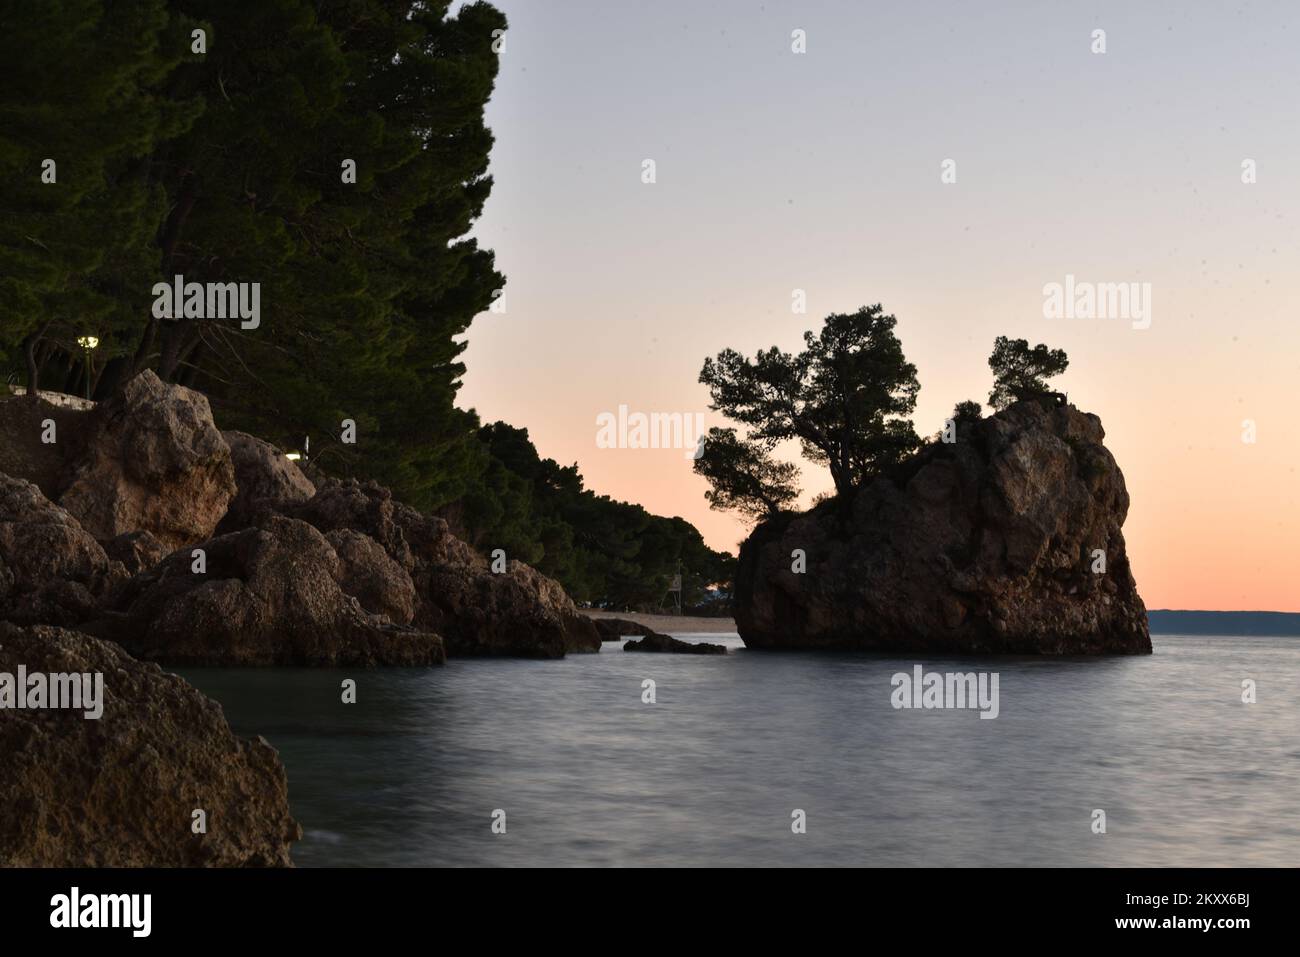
287;480;600;657
216;430;315;535
58;370;236;550
101;515;444;667
736;401;1150;655
0;623;300;866
0;473;124;626
104;530;170;576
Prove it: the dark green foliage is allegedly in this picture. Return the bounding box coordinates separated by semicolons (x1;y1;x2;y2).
455;423;735;610
699;304;921;500
693;426;799;520
1;0;506;511
0;0;200;397
987;336;1069;410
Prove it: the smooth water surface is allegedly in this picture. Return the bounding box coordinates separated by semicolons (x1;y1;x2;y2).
179;634;1300;867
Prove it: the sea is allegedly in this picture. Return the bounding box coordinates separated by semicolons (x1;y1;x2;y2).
178;633;1300;867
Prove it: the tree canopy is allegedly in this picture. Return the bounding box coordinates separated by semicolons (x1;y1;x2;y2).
1;0;506;511
987;336;1069;410
698;305;921;509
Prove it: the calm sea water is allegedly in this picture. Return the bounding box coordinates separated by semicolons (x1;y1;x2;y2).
178;634;1300;867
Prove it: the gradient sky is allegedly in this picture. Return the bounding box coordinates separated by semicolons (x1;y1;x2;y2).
456;0;1300;612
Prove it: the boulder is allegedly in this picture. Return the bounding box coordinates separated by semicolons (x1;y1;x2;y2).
0;622;300;866
104;530;170;576
287;480;600;658
58;370;236;550
99;515;445;667
0;473;124;626
325;528;417;625
216;430;315;534
735;401;1150;655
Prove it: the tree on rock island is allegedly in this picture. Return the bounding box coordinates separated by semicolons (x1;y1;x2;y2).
987;336;1069;410
697;305;921;512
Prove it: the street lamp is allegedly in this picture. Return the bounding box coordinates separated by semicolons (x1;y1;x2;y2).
76;336;99;401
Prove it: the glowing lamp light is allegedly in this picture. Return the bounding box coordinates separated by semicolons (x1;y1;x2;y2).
77;336;99;350
285;452;302;461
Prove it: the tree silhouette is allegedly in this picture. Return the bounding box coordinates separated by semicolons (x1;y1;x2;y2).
692;427;800;521
699;305;920;501
987;336;1069;410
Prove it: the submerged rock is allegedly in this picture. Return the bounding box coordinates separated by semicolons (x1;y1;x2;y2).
735;401;1150;655
623;628;728;655
0;623;300;866
590;617;647;641
58;370;236;550
99;515;445;667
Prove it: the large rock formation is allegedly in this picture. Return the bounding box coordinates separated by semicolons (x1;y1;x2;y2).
285;480;601;658
58;370;236;550
5;370;598;662
0;473;124;627
0;623;300;866
735;401;1150;655
215;430;315;534
97;515;445;667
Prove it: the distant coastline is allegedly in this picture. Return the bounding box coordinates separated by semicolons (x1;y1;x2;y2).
1147;610;1300;637
586;609;1300;639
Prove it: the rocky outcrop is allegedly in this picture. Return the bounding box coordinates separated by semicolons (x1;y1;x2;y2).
0;623;300;866
98;515;445;667
623;628;728;655
216;430;315;534
5;371;597;663
58;370;236;550
325;528;417;625
736;401;1150;655
286;480;600;658
0;473;124;626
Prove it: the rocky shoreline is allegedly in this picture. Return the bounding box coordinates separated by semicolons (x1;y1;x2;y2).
0;372;607;866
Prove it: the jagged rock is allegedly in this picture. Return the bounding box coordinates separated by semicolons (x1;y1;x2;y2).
736;401;1151;655
104;530;170;576
325;528;417;625
0;623;300;866
623;628;728;655
287;479;600;658
58;370;236;550
99;515;444;667
216;430;315;534
0;473;124;626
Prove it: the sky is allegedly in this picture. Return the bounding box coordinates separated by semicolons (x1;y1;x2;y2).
456;0;1300;613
